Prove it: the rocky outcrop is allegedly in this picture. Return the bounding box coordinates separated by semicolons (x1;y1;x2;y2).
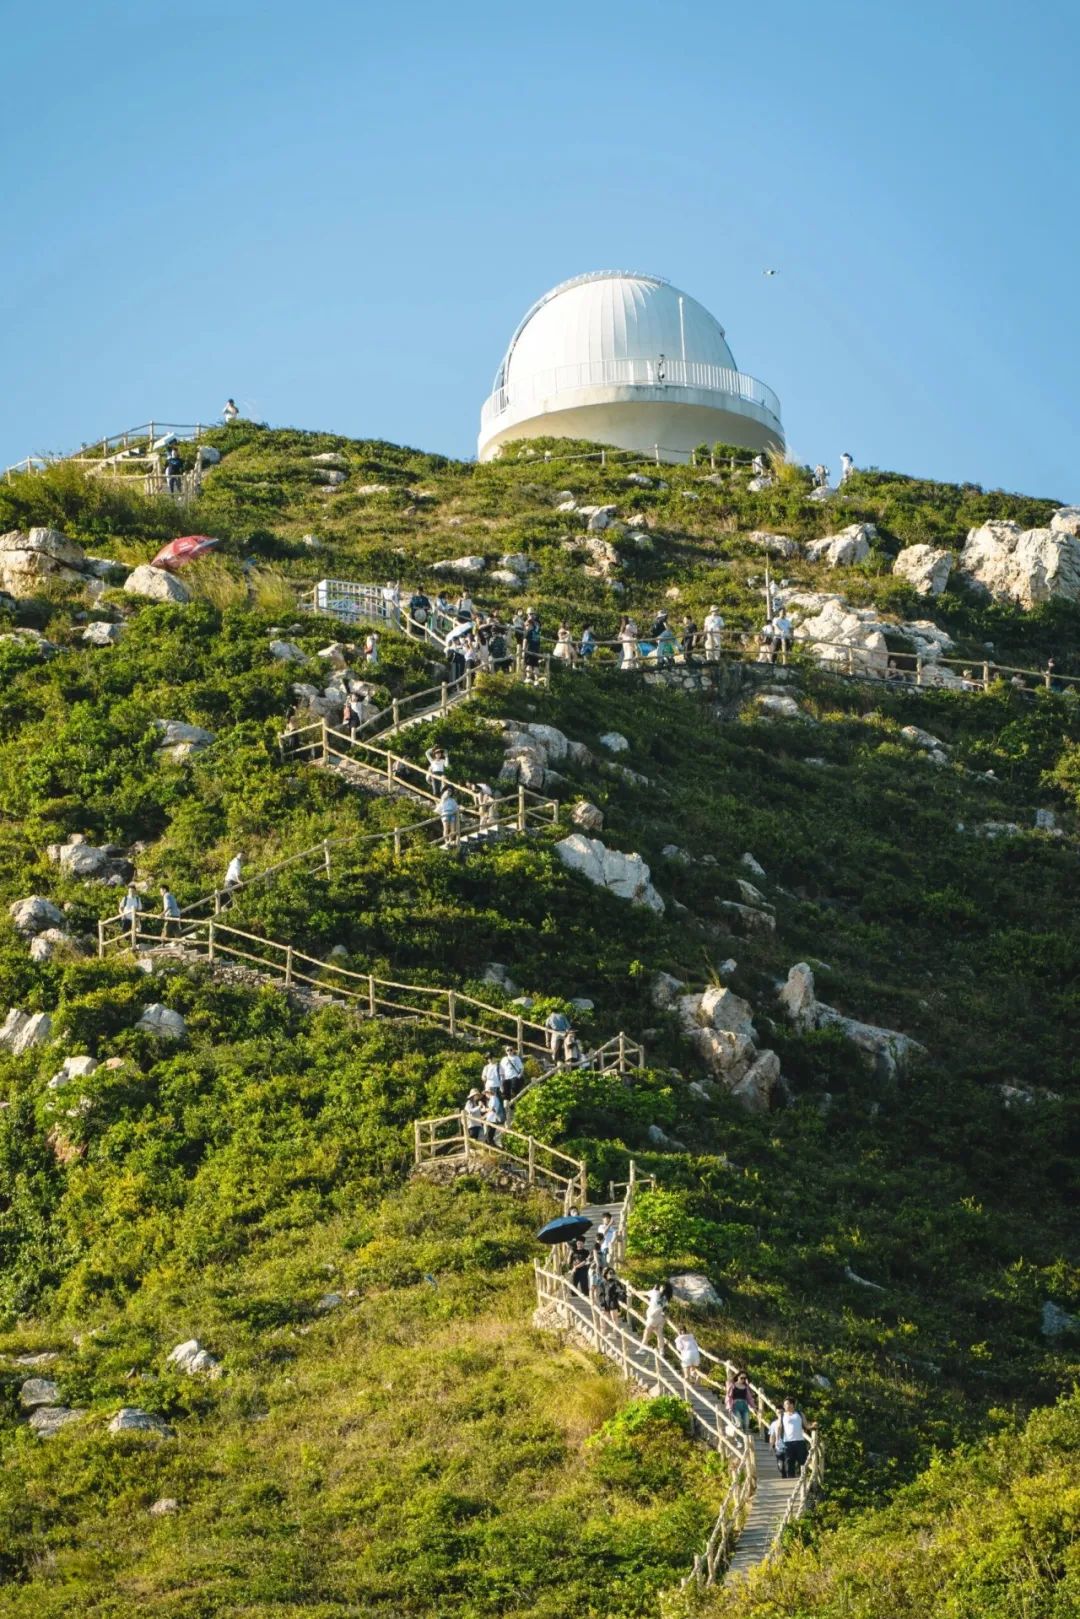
1050;506;1080;537
166;1338;221;1376
777;962;926;1080
959;521;1080;608
155;719;216;761
788;594;888;676
754;692;801;719
804;523;875;567
29;1405;85;1437
432;555;485;575
29;929;80;963
108;1406;174;1437
48;1055;98;1091
599;732;628;753
673;984;781;1111
9;895;64;937
893;544;952;596
667;1273;723;1308
748;530;800;558
268;640;306;663
0;527;88;593
124;564;192;604
20;1377;60;1408
136;1004;187;1040
46;834;133;885
554;834;664;913
570;800;604;831
81;621;124;646
0;1008;53;1055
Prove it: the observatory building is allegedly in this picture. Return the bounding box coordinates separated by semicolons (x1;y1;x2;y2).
478;271;783;464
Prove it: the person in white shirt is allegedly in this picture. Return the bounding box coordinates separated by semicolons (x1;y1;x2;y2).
222;398;239;424
426;746;449;795
774;612;794;663
674;1329;701;1382
780;1397;809;1477
751;453;767;477
703;607;724;662
364;631;379;665
481;1055;502;1096
813;463;829;489
438;788;460;848
641;1282;670;1353
475;781;496;831
840;452;854;484
618;618;639;670
382;580;400;617
224;853;243;890
499;1046;524;1100
120;885;141;926
463;1090;486;1141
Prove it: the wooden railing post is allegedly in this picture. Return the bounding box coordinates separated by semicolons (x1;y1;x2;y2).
207;922;216;962
618;1031;627;1073
516;1015;523;1055
368;974;376;1015
214;889;222;916
321;718;329;763
414;1119;422;1165
385;751;394;784
982;660;991;688
284;945;294;986
440;682;448;712
97;920;105;959
528;1136;535;1185
915;655;924;686
393;826;402;860
392;698;400;728
448;989;457;1037
323;839;331;875
517;785;526;832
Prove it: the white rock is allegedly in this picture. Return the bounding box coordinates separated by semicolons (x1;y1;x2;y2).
893;544;952;596
29;1405;85;1437
959;521;1080;608
269;640;307;663
844;1266;886;1292
30;929;78;963
805;523;875;568
599;731;629;753
1035;809;1057;831
480;963;520;996
625;473;653;487
667;1274;722;1308
900;725;948;752
697;985;758;1042
579;505;617;532
747;475;773;492
812;1373;833;1390
197;445;221;465
522;723;568;762
149;1497;180;1515
729;1048;781;1113
736;879;766;905
432;555;486;575
748;530;800;559
0;527;88;593
580;534;619;577
776;963;924;1079
136;1004;187;1040
166;1338;221;1375
355;483;390;496
81;620;124;646
555;499;577;513
124;564;191;604
48;1055;98;1090
310;452;347;468
570;997;594;1013
755;693;801;719
3;1009;53;1055
777;963;817;1030
647;1122;686;1150
108;1406;174;1437
20;1377;60;1408
740;853;766;878
316;1291;344;1312
650;971;686;1009
12;1352;59;1367
9;895;64;937
718;901;776;934
791;596;888;677
900;619;955;661
498;552;533;574
554;834;663;913
57;841;109;880
154;720;216;752
488;569;522;587
570;800;604;832
1050;506;1080;537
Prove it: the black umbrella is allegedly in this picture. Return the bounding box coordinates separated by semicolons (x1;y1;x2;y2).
536;1214;593;1245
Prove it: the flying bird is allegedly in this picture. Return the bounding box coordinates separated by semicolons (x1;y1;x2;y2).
762;268;779;277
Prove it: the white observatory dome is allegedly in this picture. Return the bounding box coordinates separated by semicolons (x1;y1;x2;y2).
478;271;783;464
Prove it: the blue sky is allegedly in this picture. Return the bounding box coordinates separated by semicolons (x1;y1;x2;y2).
2;0;1077;499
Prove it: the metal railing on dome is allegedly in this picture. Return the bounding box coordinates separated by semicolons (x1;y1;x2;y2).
481;360;781;428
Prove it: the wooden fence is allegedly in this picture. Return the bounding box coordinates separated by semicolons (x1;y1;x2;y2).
414;1115;588;1212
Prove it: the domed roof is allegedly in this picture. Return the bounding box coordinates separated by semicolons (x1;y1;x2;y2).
493;272;738;396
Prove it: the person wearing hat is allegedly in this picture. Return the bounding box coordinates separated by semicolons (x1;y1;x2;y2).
703;605;725;662
464;1090;486;1141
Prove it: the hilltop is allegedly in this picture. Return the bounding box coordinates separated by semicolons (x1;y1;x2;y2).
0;424;1077;1617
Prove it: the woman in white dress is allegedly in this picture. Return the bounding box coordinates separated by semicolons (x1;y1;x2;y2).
552;624;577;666
619;618;639;670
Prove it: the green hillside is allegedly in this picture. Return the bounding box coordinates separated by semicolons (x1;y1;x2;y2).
0;426;1077;1617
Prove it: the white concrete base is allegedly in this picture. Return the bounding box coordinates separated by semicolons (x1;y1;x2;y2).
479;386;783;464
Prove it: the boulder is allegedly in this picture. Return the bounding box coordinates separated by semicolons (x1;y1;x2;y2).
747;475;773;492
316;1291;344;1312
581;534;619;577
20;1377;61;1408
497;552;533;575
0;1009;52;1055
1050;506;1080;537
729;1049;781;1113
812;1373;833;1391
0;527;88;593
315;468;346;486
625;473;653;487
197;445;221;466
718;901;776;934
777;962;816;1029
892;544;952;597
554;834;664;913
1035;809;1058;831
650;971;686;1009
481;963;520;996
522;722;568;762
9;895;64;937
748;530;800;559
805;523;875;568
432;555;486;575
740;853;766;878
736;879;766;906
310;452;347;468
29;1405;85;1437
667;1273;722;1308
776;962;925;1080
578;504;618;532
52;839;109;878
570;997;594;1013
108;1406;174;1438
599;731;629;753
790;595;888;677
136;1004;187;1040
81;621;124;646
959;521;1080;608
488;569;522;587
154;720;215;757
900;619;955;661
696;986;757;1042
570;800;604;832
149;1498;180;1515
48;1055;98;1090
755;693;801;719
647;1123;686;1150
124;564;191;604
166;1338;221;1376
355;483;390;496
900;725;948;752
269;640;307;663
1040;1300;1079;1339
29;929;79;963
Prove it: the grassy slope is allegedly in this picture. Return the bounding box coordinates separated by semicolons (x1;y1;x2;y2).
0;429;1078;1615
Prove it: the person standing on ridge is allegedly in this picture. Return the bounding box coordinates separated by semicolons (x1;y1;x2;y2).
160;885;181;939
840;451;854;484
120;884;142;928
438;786;460;848
164;447;183;494
779;1396;809;1477
641;1281;670;1353
703;605;724;661
222;398;239;425
223;852;244;904
545;1008;571;1064
499;1045;524;1100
